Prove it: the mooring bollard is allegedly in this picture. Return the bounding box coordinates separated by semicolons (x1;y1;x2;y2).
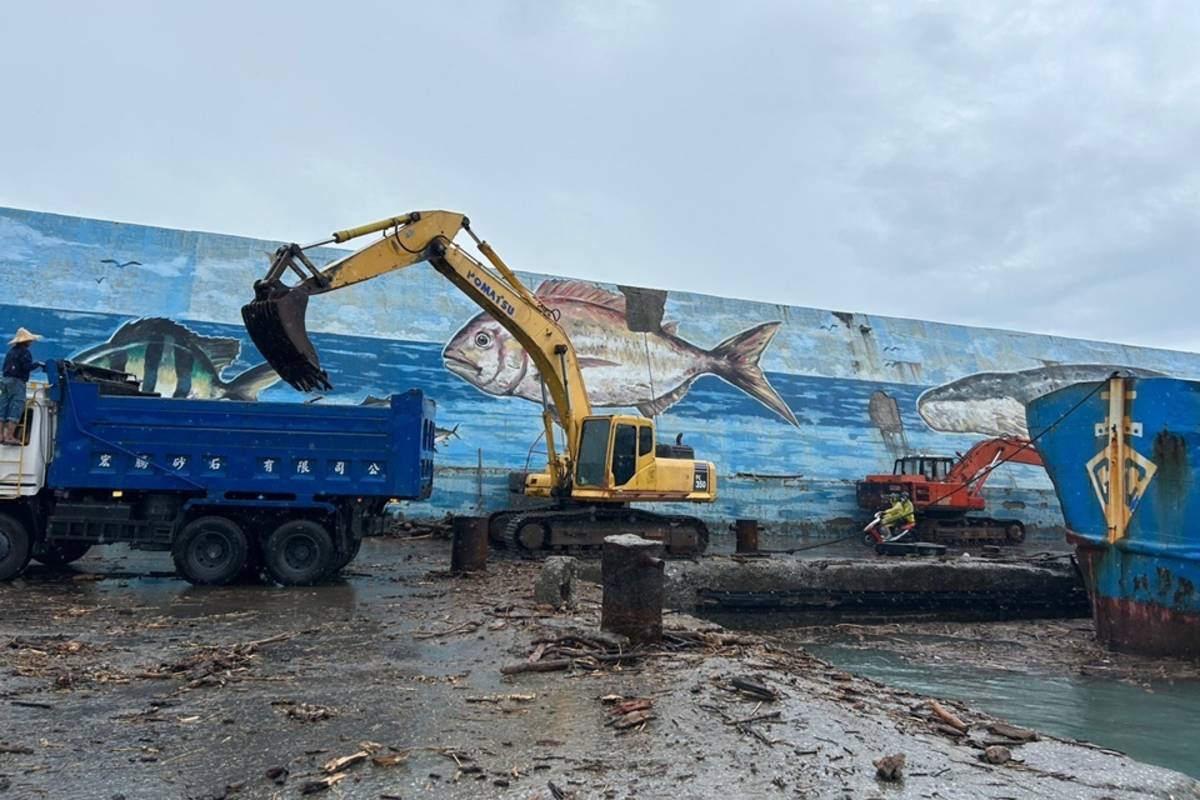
601;534;664;644
735;518;759;553
450;515;488;574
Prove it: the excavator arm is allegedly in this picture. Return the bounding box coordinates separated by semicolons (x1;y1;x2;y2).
946;435;1043;495
241;211;592;489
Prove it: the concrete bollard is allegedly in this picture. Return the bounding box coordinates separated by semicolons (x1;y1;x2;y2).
450;515;488;574
601;534;664;644
735;519;759;553
533;556;578;609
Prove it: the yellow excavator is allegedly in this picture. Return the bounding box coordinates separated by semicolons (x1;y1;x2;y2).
241;211;714;555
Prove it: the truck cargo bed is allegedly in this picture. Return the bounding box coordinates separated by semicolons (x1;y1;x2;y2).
47;361;435;502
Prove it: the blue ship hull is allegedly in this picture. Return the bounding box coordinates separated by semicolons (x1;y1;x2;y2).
1026;377;1200;658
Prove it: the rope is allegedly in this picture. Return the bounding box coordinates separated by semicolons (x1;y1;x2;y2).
918;372;1113;509
642;333;657;418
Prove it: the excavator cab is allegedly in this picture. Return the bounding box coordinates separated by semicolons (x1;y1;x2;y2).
574;416;648;490
571;415;715;501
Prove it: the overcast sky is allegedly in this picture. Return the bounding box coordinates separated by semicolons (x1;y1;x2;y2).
3;1;1197;352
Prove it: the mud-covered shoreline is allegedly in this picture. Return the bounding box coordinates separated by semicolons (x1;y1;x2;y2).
1;538;1196;799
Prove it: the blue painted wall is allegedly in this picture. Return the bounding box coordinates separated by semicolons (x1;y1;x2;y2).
4;207;1199;534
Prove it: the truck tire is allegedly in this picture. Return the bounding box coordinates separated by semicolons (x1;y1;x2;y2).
329;537;363;575
1005;521;1026;544
265;520;334;586
172;516;249;585
0;513;33;581
34;541;92;567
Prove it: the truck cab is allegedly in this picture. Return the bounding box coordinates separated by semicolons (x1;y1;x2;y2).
0;381;51;498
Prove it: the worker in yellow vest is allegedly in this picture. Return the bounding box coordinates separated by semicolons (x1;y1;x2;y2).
880;492;916;542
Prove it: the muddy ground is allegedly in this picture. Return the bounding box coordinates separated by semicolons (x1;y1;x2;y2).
1;537;1197;800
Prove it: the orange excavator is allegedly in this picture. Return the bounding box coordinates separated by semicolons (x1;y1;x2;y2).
856;436;1044;544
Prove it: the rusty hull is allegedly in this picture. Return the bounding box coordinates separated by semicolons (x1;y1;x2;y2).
1072;535;1200;659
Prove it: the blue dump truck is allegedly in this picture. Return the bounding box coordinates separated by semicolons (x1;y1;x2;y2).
0;361;434;585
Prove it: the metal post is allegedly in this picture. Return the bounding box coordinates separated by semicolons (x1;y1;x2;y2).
601;534;664;644
476;448;484;513
735;519;759;553
450;515;488;574
1106;376;1126;543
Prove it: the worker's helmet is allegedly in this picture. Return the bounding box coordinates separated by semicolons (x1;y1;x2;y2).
899;491;909;501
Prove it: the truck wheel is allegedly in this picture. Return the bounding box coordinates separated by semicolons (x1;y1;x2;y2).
329;537;363;574
172;516;249;585
34;541;92;567
0;513;33;581
265;520;334;586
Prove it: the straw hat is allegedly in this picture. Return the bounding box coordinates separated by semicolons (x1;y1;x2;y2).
9;327;42;345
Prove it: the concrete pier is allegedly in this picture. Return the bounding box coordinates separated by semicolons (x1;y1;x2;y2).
656;555;1089;619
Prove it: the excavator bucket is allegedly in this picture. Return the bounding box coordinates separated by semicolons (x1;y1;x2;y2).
241;283;332;392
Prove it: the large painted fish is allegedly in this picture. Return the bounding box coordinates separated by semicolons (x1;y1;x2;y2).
442;279;799;426
72;317;280;400
918;364;1165;437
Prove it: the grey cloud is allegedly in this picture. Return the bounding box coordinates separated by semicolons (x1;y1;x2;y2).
0;1;1196;352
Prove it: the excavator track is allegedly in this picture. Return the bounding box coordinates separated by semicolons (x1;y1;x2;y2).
915;517;1026;546
492;505;709;558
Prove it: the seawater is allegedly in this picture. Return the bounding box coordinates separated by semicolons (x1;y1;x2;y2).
806;641;1200;779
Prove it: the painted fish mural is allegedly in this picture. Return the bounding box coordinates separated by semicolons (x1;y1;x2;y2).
434;424;461;449
72;317;280;400
918;364;1165;437
442;279;800;426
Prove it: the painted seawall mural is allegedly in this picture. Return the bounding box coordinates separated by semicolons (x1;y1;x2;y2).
4;206;1200;534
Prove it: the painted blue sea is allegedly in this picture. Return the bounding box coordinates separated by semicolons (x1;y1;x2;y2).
4;303;1058;528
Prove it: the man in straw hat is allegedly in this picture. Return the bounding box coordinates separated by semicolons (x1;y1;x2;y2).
1;328;45;445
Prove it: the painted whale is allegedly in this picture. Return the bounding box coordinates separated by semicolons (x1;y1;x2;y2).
917;364;1166;437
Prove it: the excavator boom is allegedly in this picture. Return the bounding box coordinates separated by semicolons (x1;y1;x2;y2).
944;435;1043;493
241;211;591;486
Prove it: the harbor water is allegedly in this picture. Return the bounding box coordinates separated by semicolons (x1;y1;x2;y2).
799;630;1200;779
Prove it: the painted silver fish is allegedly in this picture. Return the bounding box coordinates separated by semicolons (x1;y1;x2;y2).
72;317;280;400
434;424;460;449
918;364;1165;437
442;279;799;426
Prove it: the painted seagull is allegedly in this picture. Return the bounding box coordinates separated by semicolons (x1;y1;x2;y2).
101;259;142;268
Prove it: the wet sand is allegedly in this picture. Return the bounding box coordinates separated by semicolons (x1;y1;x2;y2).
1;537;1196;799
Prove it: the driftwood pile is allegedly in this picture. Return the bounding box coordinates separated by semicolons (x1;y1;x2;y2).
911;698;1041;764
500;628;753;676
385;514;455;539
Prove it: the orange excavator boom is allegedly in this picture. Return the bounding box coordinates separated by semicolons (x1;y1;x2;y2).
944;435;1043;495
